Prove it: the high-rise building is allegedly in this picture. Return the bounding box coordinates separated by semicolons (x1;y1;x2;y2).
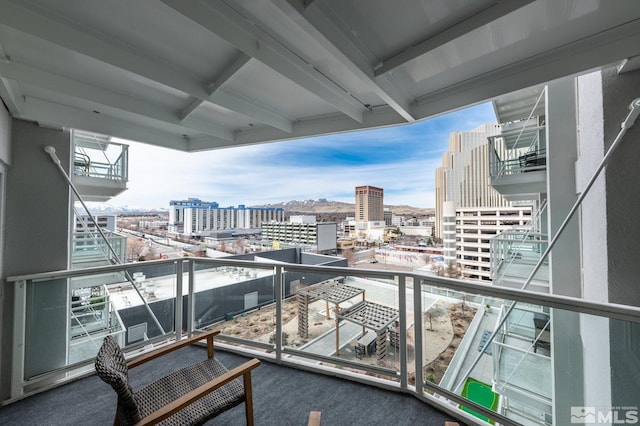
168;198;284;237
435;124;507;239
355;185;384;222
435;124;530;279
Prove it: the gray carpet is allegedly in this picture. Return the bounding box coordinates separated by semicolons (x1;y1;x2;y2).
0;345;460;425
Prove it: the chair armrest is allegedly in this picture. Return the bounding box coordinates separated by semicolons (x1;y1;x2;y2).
128;329;221;369
134;358;261;426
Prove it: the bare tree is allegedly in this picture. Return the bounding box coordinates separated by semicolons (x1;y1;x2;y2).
446;264;462;279
426;305;446;331
127;238;153;261
342;249;356;266
433;264;445;277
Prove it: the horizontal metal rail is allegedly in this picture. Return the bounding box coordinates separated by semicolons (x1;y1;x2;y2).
8;257;640;323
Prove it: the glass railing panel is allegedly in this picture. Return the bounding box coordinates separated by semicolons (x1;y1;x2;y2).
417;282;553;425
100;263;178;366
424;284;501;406
69;284;124;365
23;263;179;381
193;262;276;352
426;290;640;426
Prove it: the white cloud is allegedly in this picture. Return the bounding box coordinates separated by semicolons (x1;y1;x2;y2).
109;103;495;209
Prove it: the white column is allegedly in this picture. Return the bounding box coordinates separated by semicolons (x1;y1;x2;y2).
546;78;585;424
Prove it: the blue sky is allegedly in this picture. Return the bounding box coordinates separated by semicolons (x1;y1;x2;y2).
109;102;496;209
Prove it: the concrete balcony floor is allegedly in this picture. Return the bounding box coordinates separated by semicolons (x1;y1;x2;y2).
0;344;457;425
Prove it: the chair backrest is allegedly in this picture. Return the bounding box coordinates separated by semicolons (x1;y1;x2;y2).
95;335;142;425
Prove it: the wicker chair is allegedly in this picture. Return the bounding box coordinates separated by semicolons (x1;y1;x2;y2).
95;330;260;426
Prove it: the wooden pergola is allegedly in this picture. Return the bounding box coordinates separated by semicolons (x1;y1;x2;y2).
338;301;400;363
296;279;365;344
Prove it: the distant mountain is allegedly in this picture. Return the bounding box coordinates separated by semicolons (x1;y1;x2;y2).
254;199;434;217
83;203;168;214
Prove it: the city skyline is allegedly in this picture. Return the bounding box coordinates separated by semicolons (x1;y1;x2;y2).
107;102;496;210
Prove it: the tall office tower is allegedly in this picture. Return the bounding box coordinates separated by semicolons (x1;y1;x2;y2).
355;185;384;222
434;124;532;280
435;123;507;239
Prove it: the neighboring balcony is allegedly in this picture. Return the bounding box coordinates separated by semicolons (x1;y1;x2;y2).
72;130;128;202
488;123;547;202
490;230;549;293
493;304;552;424
71;230;127;269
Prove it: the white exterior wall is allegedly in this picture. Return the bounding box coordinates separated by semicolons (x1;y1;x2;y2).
575;69;612;414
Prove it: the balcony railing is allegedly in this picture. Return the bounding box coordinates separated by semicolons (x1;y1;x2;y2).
71;230;127;269
7;258;640;425
490;144;547;178
490;230;549;291
73;135;128;182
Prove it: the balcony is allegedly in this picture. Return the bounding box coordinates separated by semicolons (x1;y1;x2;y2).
6;256;640;425
488;125;547;202
71;230;127;269
490;230;549;293
72;130;128;202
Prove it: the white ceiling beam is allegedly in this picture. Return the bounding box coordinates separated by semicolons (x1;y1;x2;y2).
234;105;405;147
375;0;536;76
413;18;640;120
0;41;21;115
0;61;234;140
211;89;293;132
179;53;251;120
17;97;192;151
276;0;416;122
208;53;251;93
177;52;292;132
617;55;640;74
160;0;364;123
0;76;21;116
0;0;292;133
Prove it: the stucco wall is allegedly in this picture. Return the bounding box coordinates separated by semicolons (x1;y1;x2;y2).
1;119;71;400
602;67;640;306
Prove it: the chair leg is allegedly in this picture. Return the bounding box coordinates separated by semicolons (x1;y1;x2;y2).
244;372;254;426
308;411;322;426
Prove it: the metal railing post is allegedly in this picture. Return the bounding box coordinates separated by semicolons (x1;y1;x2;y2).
175;259;183;341
398;274;408;389
11;280;27;398
275;265;283;361
413;275;424;393
188;259;195;337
